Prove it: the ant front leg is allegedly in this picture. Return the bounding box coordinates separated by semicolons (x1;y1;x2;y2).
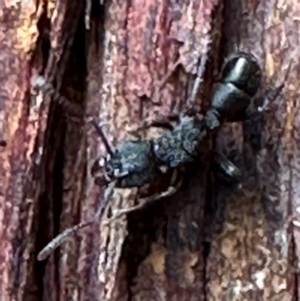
37;182;115;261
105;168;182;223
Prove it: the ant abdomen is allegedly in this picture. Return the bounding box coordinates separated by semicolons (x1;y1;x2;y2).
222;52;262;97
211;51;262;123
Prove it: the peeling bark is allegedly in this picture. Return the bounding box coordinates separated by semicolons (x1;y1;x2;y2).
1;0;299;301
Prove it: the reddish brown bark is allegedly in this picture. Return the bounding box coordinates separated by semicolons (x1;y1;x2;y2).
1;0;299;301
0;0;40;299
206;2;297;300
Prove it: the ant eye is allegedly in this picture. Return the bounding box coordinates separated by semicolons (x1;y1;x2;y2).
98;157;106;167
105;164;114;176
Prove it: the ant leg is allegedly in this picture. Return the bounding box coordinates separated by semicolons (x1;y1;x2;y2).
244;61;291;153
37;182;115;261
213;151;241;181
37;199;111;261
244;88;285;153
105;169;182;223
104;184;179;222
127;120;174;135
145;113;182;131
204;151;242;256
126;114;179;139
138;95;179;129
37;220;94;261
205;109;221;131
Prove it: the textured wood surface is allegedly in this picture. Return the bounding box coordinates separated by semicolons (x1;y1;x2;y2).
0;0;299;301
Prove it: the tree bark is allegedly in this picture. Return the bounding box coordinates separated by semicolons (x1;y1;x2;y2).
1;0;299;301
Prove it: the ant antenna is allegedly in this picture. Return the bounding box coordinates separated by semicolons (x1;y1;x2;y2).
37;182;115;261
87;118;114;156
37;220;94;261
31;75;83;117
32;75;114;156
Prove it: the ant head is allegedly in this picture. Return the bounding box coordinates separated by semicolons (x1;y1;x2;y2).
103;140;158;188
89;119;158;188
